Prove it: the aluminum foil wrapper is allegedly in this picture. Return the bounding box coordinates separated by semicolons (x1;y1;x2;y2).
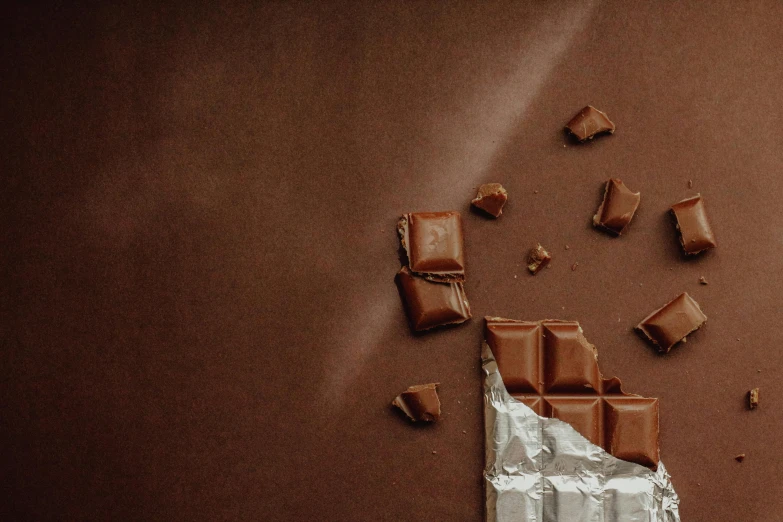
482;342;681;522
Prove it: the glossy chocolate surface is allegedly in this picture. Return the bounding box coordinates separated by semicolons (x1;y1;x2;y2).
486;318;660;469
593;178;640;235
636;293;707;352
671;194;717;255
397;267;471;331
398;211;466;282
471;183;508;218
565;105;615;141
392;383;441;422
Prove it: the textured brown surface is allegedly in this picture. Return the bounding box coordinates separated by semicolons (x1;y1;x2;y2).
3;2;783;521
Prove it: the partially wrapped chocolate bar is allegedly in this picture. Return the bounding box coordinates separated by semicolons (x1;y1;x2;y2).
482;317;680;521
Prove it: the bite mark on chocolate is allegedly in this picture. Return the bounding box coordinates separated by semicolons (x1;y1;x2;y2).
392;383;441;422
565;106;615;142
636;293;707;353
593;179;640;236
670;194;717;255
748;388;760;410
471;183;508;218
527;244;551;274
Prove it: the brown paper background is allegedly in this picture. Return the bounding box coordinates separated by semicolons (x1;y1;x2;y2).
3;2;782;521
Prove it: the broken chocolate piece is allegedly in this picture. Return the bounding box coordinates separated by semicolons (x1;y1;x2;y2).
396;266;470;331
397;211;465;282
565;105;615;142
527;244;551;274
484;317;660;468
735;454;746;462
699;276;708;285
471;183;508;218
593;178;640;235
392;383;441;422
636;293;707;352
671;194;716;255
749;388;760;409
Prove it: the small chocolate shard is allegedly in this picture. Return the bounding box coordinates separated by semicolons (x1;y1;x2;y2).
571;262;578;271
527;244;551;274
688;179;693;189
735;454;746;462
471;183;508;218
671;194;717;255
748;388;760;410
636;293;707;352
392;383;441;422
699;276;708;285
565;105;616;142
593;179;641;236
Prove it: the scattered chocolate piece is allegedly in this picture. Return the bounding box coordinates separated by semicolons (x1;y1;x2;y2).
688;179;693;189
699;276;708;285
392;383;441;422
671;194;717;255
397;211;465;282
565;105;616;142
485;317;660;469
636;293;707;352
471;183;508;218
396;267;471;331
735;454;746;462
593;179;641;236
571;262;578;271
527;244;551;274
565;245;570;250
748;388;760;409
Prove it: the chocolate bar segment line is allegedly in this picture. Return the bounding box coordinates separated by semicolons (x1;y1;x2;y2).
670;194;716;254
396;267;470;331
397;211;465;282
485;317;660;469
636;292;707;352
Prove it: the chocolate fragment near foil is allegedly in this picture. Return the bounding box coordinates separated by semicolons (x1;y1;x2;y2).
671;194;716;255
396;266;470;331
392;383;441;422
527;244;551;274
565;105;616;142
397;211;465;282
636;293;707;353
593;179;640;235
749;388;760;409
471;183;508;218
485;317;660;468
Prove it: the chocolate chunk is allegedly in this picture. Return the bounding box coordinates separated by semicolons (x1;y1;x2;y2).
485;317;659;469
471;183;508;218
398;211;465;282
392;383;441;422
565;106;615;142
396;266;470;331
671;194;716;255
748;388;760;409
593;179;640;235
527;244;551;274
636;293;707;352
735;454;746;462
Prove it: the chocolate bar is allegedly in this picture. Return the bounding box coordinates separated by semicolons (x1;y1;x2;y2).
471;183;508;218
636;293;707;352
397;211;465;282
527;244;551;274
396;267;470;331
392;383;441;422
593;179;640;235
565;105;615;141
671;194;716;254
485;317;659;469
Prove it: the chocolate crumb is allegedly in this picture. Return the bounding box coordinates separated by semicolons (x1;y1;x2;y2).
749;388;760;409
688;179;693;188
571;262;578;271
699;276;708;285
432;450;437;454
527;244;551;274
735;454;746;462
565;245;570;250
533;190;538;194
462;430;466;434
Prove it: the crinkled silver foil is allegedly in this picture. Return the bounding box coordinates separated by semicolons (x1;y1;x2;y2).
482;342;681;522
